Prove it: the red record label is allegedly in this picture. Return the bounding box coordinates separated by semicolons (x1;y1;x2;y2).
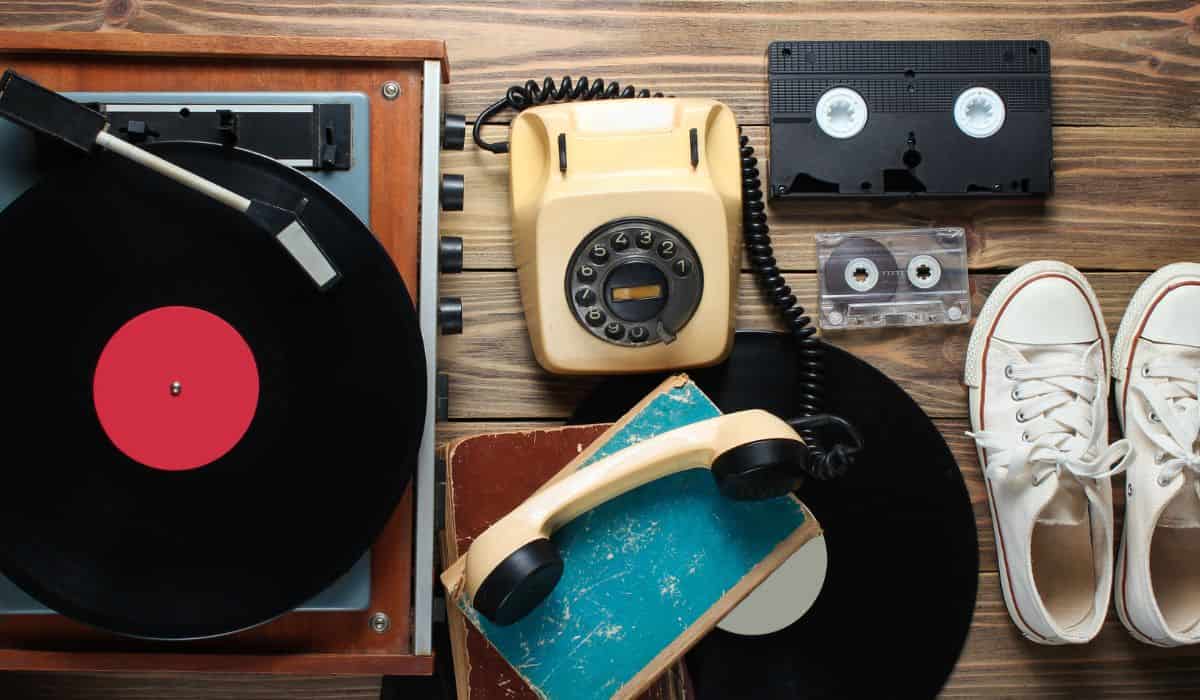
92;306;260;472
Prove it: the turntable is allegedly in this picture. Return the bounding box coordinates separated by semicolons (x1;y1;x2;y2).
0;31;464;675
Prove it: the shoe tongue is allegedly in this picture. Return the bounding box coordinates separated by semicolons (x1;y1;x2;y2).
1037;478;1089;526
1160;483;1200;529
1010;341;1095;368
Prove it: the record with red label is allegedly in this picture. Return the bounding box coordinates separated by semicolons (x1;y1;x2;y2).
0;141;426;640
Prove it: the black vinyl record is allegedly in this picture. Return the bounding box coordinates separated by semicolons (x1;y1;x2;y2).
570;331;977;698
0;142;426;640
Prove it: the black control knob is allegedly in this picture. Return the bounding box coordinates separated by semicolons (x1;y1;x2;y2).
441;174;465;211
438;297;463;335
442;113;466;151
439;236;464;273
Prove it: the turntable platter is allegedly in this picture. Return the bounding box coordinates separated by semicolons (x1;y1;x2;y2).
0;142;426;640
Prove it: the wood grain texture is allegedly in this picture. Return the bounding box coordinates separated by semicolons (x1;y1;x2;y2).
445;126;1200;272
0;673;381;699
0;1;1198;696
947;575;1200;696
1;2;1197;127
0;30;448;76
436;270;1147;420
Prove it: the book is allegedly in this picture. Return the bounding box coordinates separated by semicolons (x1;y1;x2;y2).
441;375;820;699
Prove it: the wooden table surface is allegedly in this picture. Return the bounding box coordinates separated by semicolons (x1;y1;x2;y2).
2;1;1198;698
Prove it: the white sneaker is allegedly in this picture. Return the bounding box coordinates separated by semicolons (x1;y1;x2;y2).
965;261;1132;644
1112;262;1200;647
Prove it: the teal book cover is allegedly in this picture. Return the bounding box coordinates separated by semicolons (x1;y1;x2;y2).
451;377;817;700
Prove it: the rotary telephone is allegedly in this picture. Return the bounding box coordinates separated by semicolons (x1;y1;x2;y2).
463;77;863;625
501;96;741;374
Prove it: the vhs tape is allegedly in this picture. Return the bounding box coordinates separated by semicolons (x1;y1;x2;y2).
768;40;1052;199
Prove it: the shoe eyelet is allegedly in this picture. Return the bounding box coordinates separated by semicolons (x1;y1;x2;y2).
1157;474;1171;488
1149;411;1161;424
1020;431;1031;443
1140;363;1152;378
1011;388;1022;401
1016;411;1029;423
1004;364;1015;379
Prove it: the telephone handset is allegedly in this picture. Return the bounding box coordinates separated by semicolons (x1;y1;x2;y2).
455;410;814;625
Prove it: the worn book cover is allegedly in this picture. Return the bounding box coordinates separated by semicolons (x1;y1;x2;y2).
441;375;820;699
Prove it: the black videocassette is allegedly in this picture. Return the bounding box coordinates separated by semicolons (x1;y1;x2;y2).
767;40;1052;199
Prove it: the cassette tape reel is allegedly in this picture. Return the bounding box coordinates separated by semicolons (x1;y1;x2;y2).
816;228;970;330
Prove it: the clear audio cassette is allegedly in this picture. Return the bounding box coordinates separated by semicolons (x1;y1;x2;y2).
815;227;970;330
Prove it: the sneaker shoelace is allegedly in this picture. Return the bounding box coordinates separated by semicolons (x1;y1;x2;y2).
1132;360;1200;499
970;343;1133;489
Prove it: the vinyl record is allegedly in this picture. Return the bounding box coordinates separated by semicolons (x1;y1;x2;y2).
570;331;977;698
0;142;426;640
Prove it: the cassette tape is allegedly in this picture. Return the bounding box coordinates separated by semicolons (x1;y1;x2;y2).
816;228;970;330
768;40;1052;199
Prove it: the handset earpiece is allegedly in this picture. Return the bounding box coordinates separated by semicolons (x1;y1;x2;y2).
461;410;807;625
712;438;810;501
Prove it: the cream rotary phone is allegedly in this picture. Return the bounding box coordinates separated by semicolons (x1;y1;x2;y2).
449;410;812;625
500;95;742;374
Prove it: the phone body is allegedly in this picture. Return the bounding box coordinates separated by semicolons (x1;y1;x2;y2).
508;98;742;374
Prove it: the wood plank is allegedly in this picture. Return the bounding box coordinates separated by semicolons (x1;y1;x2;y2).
0;673;381;700
0;30;449;77
0;6;1196;697
437;270;1145;420
1;3;1196;127
946;574;1200;696
442;126;1200;271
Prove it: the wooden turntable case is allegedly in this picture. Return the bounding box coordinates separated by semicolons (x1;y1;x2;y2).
0;30;446;676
